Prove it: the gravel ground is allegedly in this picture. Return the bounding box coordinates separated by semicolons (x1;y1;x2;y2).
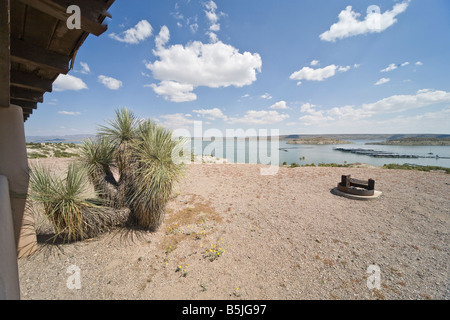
18;159;450;300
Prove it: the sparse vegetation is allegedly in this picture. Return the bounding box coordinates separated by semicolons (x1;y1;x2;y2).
27;142;81;158
382;163;450;174
318;162;351;167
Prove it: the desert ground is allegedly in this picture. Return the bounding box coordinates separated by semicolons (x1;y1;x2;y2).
18;158;450;300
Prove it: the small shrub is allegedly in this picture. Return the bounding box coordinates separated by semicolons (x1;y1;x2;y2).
383;163;450;174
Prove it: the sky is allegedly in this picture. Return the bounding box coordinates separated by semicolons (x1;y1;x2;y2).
24;0;450;137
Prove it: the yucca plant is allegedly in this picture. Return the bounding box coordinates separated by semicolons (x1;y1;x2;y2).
128;120;186;229
28;163;130;242
98;108;140;207
28;163;92;242
78;137;118;205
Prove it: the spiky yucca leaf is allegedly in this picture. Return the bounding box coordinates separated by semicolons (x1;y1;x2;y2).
78;137;118;204
97;107;140;145
97;107;140;206
129;120;185;229
28;163;92;242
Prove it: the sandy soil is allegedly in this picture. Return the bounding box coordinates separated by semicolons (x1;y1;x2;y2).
18;158;450;300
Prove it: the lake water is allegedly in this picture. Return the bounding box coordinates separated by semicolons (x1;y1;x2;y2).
189;139;450;168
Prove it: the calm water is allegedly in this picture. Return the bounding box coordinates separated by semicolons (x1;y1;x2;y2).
190;139;450;168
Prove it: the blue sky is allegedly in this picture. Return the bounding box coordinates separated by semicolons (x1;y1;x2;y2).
25;0;450;137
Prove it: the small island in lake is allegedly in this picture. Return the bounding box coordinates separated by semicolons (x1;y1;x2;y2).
366;137;450;146
286;136;352;145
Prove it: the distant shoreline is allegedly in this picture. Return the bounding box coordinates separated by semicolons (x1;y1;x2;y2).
366;137;450;146
26;133;450;144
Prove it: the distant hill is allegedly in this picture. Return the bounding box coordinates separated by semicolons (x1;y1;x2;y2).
286;136;352;145
26;134;96;143
26;133;450;144
280;134;450;141
367;136;450;146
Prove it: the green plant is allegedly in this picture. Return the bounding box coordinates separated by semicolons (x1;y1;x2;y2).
28;153;48;159
129;120;185;229
53;149;79;158
203;239;226;261
98;108;140;207
75;109;186;231
382;163;450;174
78;137;118;203
28;163;92;242
28;163;129;242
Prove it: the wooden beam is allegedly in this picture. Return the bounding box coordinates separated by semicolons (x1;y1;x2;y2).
21;106;33;114
0;0;10;107
10;70;53;92
10;38;70;74
10;98;37;109
16;0;109;36
10;86;43;102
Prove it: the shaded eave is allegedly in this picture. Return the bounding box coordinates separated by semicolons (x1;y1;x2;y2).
0;0;115;121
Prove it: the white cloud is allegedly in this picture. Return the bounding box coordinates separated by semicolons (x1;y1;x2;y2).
109;20;152;44
192;107;227;120
381;63;398;72
228;110;289;125
207;31;219;43
261;93;272;100
147;81;197;103
401;62;410;67
146;27;262;102
290;63;352;83
190;23;199;33
53;74;88;92
79;62;90;74
375;78;390;85
338;65;351;72
155;26;170;49
58;111;80;116
299;103;334;126
361;89;450;114
290;65;337;82
310;60;320;66
307;89;450;125
320;2;409;42
98;75;123;90
156;113;195;130
269;101;290;110
416;61;423;66
204;1;222;43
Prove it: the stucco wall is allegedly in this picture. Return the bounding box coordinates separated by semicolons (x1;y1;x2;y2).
0;175;20;299
0;105;37;257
